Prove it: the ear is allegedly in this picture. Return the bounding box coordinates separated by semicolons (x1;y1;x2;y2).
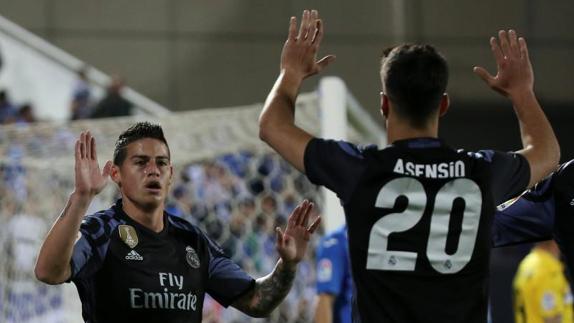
110;164;121;185
439;93;449;117
380;92;390;118
169;164;174;185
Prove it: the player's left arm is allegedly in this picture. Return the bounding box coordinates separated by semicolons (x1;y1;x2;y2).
232;200;321;317
259;9;335;172
474;30;559;187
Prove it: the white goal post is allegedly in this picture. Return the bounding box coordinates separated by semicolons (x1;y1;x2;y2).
319;77;387;232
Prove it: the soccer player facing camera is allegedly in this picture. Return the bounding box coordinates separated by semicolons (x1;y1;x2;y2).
35;122;320;322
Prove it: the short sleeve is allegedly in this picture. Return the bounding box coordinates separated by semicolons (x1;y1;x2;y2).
205;235;255;307
69;216;108;281
479;150;531;205
550;160;574;287
304;138;371;203
316;236;346;295
552;160;574;197
492;176;555;247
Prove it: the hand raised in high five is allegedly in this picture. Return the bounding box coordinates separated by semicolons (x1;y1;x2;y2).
74;131;111;198
276;199;321;268
280;10;336;81
473;30;534;99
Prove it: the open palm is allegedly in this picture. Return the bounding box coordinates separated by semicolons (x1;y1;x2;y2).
74;131;111;197
280;10;335;81
473;30;534;99
276;200;321;265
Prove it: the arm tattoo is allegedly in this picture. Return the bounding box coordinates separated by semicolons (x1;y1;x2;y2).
234;260;296;317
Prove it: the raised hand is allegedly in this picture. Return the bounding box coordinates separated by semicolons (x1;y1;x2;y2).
473;30;534;99
74;131;111;198
276;199;321;267
280;10;336;81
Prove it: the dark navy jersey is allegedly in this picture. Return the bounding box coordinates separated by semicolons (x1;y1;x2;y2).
69;199;255;323
304;138;530;323
494;160;574;288
316;226;353;323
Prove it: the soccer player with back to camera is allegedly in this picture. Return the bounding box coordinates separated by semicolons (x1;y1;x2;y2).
259;9;559;322
313;159;574;323
34;122;321;322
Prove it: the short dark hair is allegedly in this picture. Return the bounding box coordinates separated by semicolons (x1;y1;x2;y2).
380;44;448;128
113;122;170;165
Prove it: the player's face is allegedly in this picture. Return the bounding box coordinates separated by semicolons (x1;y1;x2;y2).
114;138;173;210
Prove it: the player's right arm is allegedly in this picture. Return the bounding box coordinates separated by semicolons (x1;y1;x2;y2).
314;293;335;323
35;131;111;285
258;9;335;172
474;30;559;187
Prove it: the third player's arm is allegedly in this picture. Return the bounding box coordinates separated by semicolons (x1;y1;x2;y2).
35;131;110;284
314;293;335;323
259;10;335;172
474;30;559;187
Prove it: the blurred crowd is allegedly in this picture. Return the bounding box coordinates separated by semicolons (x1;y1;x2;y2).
0;90;37;125
0;64;133;127
69;68;132;120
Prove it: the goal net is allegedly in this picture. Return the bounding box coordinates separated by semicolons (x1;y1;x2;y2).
0;79;384;322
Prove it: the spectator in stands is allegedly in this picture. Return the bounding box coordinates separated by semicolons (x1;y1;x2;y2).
245;213;276;274
16;103;37;124
260;194;282;219
165;185;192;219
235;197;257;221
0;90;18;124
222;212;249;265
203;162;238;209
70;67;93;120
90;75;132;118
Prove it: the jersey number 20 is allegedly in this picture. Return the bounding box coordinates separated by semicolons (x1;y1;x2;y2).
366;177;482;274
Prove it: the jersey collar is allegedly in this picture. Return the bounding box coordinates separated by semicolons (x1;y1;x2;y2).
113;199;170;238
390;137;446;149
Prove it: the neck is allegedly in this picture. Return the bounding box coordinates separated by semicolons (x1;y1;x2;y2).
121;198;165;233
386;114;439;144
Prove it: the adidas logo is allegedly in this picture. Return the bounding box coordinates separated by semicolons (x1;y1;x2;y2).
125;250;143;261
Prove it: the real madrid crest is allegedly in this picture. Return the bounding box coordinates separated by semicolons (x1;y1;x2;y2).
119;225;139;249
186;246;200;269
